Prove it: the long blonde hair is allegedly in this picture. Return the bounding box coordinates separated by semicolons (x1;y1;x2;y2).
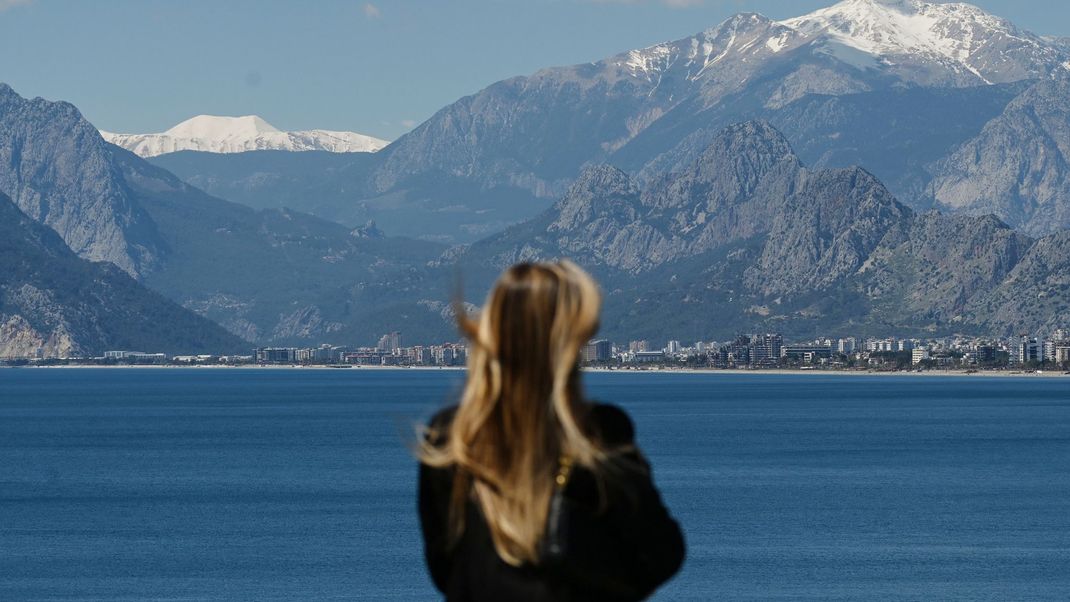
421;260;606;566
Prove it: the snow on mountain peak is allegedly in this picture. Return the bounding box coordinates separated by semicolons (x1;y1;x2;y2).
165;115;282;139
101;115;389;158
776;0;1054;82
615;13;787;81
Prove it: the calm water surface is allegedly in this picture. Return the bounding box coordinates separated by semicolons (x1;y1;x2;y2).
1;369;1068;600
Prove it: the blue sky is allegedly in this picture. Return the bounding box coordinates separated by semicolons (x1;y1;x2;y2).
0;0;1067;140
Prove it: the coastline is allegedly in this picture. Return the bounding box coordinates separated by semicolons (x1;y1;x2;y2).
587;367;1070;378
5;364;1068;378
1;364;467;371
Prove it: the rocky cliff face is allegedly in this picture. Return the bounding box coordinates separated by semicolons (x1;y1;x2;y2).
929;77;1070;235
858;212;1033;327
457;121;1065;340
472;122;909;282
0;193;247;358
0;84;165;276
743;166;911;296
965;231;1070;334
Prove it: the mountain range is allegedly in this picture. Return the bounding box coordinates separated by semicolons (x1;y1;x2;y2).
0;84;1066;354
452;121;1069;340
0;0;1068;356
149;0;1070;243
102;115;388;157
0;83;448;354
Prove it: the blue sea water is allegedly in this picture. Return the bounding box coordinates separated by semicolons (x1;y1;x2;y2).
0;368;1068;601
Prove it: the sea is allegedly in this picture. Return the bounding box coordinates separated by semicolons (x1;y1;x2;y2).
1;368;1068;601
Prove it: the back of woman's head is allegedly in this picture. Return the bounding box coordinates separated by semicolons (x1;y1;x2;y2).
422;259;604;566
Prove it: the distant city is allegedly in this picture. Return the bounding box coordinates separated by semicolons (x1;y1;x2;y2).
587;330;1070;372
5;329;1069;373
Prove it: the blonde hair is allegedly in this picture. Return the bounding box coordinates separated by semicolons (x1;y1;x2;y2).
421;260;606;566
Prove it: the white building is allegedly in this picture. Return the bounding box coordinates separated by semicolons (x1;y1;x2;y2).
1010;336;1043;365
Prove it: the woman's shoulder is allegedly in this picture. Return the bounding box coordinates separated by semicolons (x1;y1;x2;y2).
429;405;458;428
425;406;458;445
587;402;635;448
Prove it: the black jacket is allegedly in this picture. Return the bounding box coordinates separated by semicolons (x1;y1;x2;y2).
418;403;685;601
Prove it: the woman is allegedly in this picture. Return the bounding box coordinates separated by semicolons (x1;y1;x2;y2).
418;260;685;601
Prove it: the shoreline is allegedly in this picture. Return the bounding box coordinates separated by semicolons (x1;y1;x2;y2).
588;367;1070;378
1;363;466;371
4;364;1068;378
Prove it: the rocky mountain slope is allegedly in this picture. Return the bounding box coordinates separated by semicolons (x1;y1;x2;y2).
122;151;447;344
453;121;1067;340
382;0;1065;199
0;84;165;276
928;76;1070;235
965;230;1070;335
0;192;246;358
102;115;388;157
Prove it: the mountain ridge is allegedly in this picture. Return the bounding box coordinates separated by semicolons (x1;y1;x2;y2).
0;83;166;276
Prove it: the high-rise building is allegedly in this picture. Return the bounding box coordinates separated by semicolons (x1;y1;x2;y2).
911;348;930;365
431;345;453;366
582;339;612;363
1055;345;1070;364
973;344;998;364
430;343;467;366
629;340;649;353
255;348;297;363
751;334;783;366
407;346;432;365
716;336;752;367
1010;336;1043;365
377;331;402;353
1045;331;1070;363
837;337;857;354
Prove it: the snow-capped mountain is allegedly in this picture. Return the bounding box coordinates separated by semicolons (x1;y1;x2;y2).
777;0;1068;84
138;0;1070;242
610;0;1069;96
101;115;389;158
